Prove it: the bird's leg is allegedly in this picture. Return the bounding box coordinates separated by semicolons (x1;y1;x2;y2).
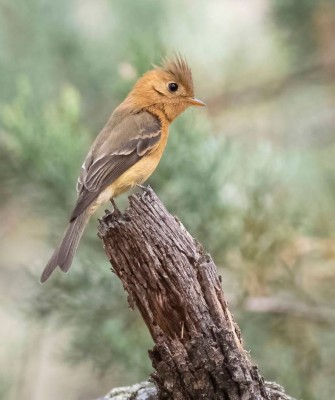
110;198;122;216
105;198;126;227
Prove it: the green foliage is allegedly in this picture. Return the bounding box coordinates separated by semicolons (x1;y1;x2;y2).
271;0;318;59
270;0;335;66
0;79;89;213
27;265;153;383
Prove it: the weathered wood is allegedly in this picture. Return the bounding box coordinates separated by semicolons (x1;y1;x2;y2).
96;381;296;400
97;187;295;400
96;381;157;400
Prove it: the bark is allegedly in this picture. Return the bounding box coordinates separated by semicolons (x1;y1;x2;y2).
97;187;296;400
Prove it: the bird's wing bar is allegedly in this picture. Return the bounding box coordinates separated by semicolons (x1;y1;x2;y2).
76;153;93;194
70;111;161;221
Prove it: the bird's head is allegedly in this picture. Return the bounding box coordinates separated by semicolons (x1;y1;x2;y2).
127;56;205;120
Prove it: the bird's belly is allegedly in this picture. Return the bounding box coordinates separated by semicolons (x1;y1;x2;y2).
109;152;162;198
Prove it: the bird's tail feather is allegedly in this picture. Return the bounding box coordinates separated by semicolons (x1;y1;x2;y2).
40;209;91;283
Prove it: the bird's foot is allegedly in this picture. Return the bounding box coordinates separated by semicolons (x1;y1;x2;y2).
136;184;147;190
136;184;151;196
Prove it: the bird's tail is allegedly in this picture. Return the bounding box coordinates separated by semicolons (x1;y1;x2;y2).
40;209;91;283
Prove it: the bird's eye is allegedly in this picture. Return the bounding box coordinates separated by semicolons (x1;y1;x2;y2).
168;82;178;92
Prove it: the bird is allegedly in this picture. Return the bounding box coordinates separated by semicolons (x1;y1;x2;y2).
40;55;205;283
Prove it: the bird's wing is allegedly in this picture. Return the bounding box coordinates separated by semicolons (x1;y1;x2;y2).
71;110;161;221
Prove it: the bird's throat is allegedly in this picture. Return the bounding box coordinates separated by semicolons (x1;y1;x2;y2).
154;102;187;123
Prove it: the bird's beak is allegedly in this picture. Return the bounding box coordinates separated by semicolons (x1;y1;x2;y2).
187;97;206;107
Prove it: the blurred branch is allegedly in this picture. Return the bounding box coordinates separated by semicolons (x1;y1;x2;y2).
207;63;335;114
244;296;335;324
97;187;296;400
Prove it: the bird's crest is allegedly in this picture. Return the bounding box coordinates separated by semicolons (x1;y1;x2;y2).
161;55;194;95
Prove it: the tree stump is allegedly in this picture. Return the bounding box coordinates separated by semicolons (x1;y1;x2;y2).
97;187;295;400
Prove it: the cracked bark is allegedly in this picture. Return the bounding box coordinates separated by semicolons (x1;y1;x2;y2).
97;187;296;400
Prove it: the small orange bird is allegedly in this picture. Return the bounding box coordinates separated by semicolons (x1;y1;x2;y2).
40;56;205;283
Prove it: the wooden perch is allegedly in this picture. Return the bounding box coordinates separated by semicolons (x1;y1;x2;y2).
97;187;296;400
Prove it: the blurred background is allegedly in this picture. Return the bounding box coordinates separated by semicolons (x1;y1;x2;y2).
1;0;335;399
